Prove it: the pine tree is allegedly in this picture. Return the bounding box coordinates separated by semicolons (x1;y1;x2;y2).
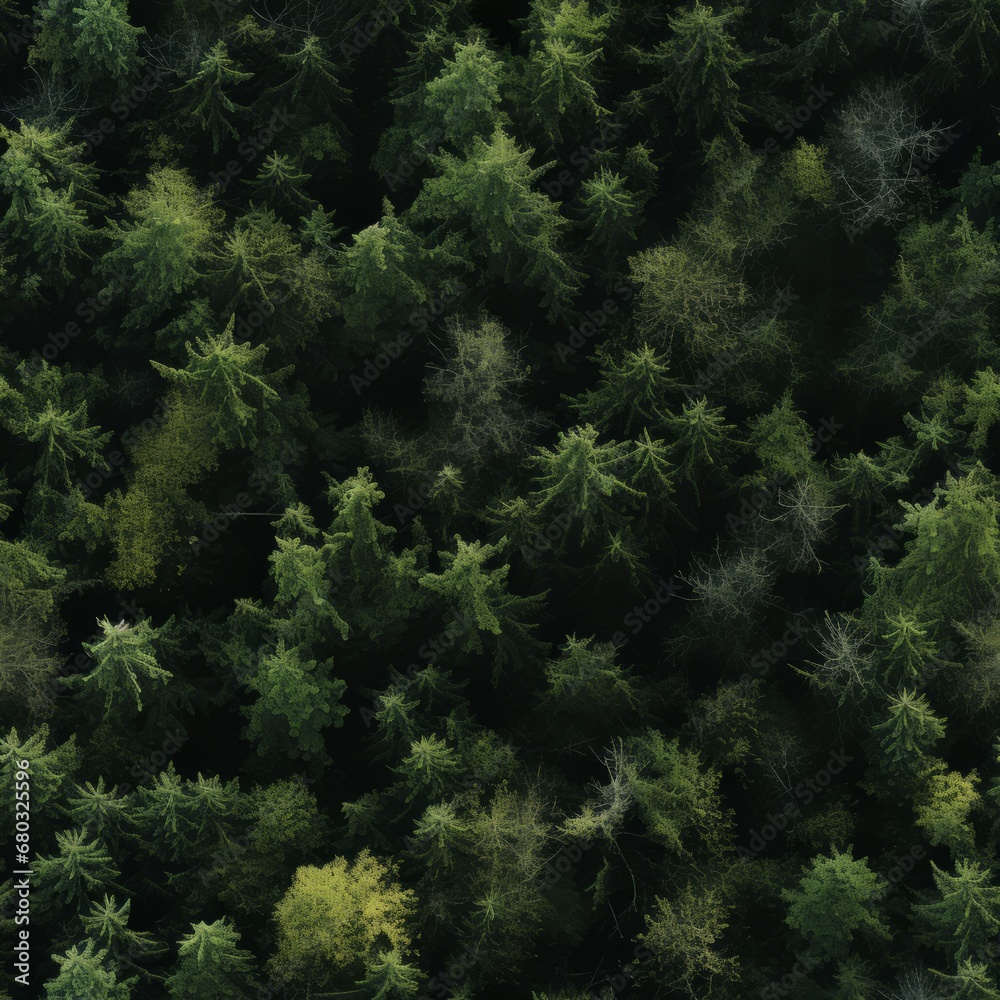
393;734;463;801
166;919;255;1000
274;32;350;132
322;468;427;641
150;317;285;451
540;634;644;728
26;185;93;281
210;206;334;345
100;167;223;332
331;199;464;343
664;396;736;498
409;801;471;869
744;390;817;487
216;779;328;917
576;167;643;261
518;0;611;146
130;763;189;861
833;450;907;536
526;424;642;543
411;125;583;319
30;0;144;92
634;1;750;136
248;153;313;218
914;860;1000;964
931;959;1000;1000
0;726;78;832
35;828;120;910
66;778;134;845
266;505;351;645
624;729;730;858
68;0;145;90
880;608;951;689
423;36;505;150
568;344;677;437
959;367;1000;452
44;940;134;1000
873;689;947;769
924;0;1000;86
79;895;165;967
19;399;111;491
70;617;173;722
419;536;549;679
173;41;253;152
357;949;424;999
868;465;1000;623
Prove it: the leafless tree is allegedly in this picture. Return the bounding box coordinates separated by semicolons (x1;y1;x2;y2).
879;966;948;1000
560;739;634;842
827;78;955;232
797;611;877;708
760;478;844;574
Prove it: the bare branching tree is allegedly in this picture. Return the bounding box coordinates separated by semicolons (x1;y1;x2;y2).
760;478;844;574
827;79;955;232
879;966;948;1000
795;612;877;708
559;739;634;843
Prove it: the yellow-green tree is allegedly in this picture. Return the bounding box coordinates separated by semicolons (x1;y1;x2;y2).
270;850;417;990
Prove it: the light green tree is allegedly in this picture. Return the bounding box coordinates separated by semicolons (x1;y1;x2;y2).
100;167;223;332
70;617;173;722
782;847;891;962
44;941;134;1000
270;851;417;988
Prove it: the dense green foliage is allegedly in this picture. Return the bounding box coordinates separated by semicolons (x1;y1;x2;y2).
1;0;1000;997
